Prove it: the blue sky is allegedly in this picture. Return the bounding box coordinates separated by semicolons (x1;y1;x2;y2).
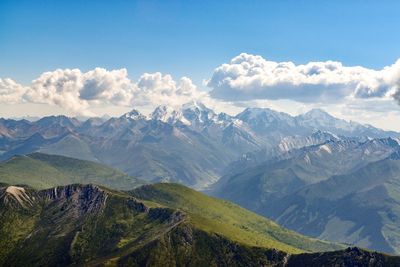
1;0;400;130
1;0;400;84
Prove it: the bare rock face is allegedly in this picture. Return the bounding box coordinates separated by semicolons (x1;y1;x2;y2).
0;183;109;215
39;184;108;216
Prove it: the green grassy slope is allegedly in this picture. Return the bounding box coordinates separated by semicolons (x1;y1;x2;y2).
130;183;342;254
1;182;398;267
0;184;183;266
0;153;144;190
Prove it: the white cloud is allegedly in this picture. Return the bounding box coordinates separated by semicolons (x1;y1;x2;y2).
0;68;207;115
80;68;136;105
134;72;208;108
25;69;91;115
207;53;400;103
0;78;26;104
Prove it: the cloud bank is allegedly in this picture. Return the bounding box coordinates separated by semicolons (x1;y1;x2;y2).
1;53;400;118
207;53;400;103
1;68;206;115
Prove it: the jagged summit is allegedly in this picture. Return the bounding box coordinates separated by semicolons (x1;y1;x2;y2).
121;109;147;120
150;101;233;127
180;101;217;124
151;105;190;125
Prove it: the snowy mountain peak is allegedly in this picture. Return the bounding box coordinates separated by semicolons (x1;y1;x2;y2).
150;102;233;127
122;109;147;120
180;101;217;125
151;105;175;120
151;105;191;125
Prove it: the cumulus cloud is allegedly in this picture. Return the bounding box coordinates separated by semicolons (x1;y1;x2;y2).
3;54;400;117
134;72;207;108
23;68;141;115
25;69;91;115
0;78;26;104
0;68;207;115
80;68;136;105
207;53;400;103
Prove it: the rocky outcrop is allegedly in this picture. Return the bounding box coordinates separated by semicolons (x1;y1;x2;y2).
39;184;108;215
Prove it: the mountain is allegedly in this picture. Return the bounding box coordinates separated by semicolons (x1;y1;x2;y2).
0;153;144;190
13;182;400;266
2;182;400;266
129;183;340;253
236;107;399;140
268;156;400;254
219;137;400;194
151;105;190;125
151;102;263;153
89;118;237;188
211;139;400;254
38;133;99;161
235;107;305;146
296;109;399;138
0;103;398;188
222;130;342;176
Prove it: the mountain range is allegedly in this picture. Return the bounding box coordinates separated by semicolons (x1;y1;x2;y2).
0;102;398;189
211;137;400;254
2;102;400;259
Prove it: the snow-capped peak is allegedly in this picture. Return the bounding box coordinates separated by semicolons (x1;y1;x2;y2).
151;105;175;121
180;101;216;124
149;102;234;127
122;109;147;120
151;105;191;125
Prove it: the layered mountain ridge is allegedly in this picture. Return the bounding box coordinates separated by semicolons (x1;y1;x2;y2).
211;137;400;254
1;102;398;189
